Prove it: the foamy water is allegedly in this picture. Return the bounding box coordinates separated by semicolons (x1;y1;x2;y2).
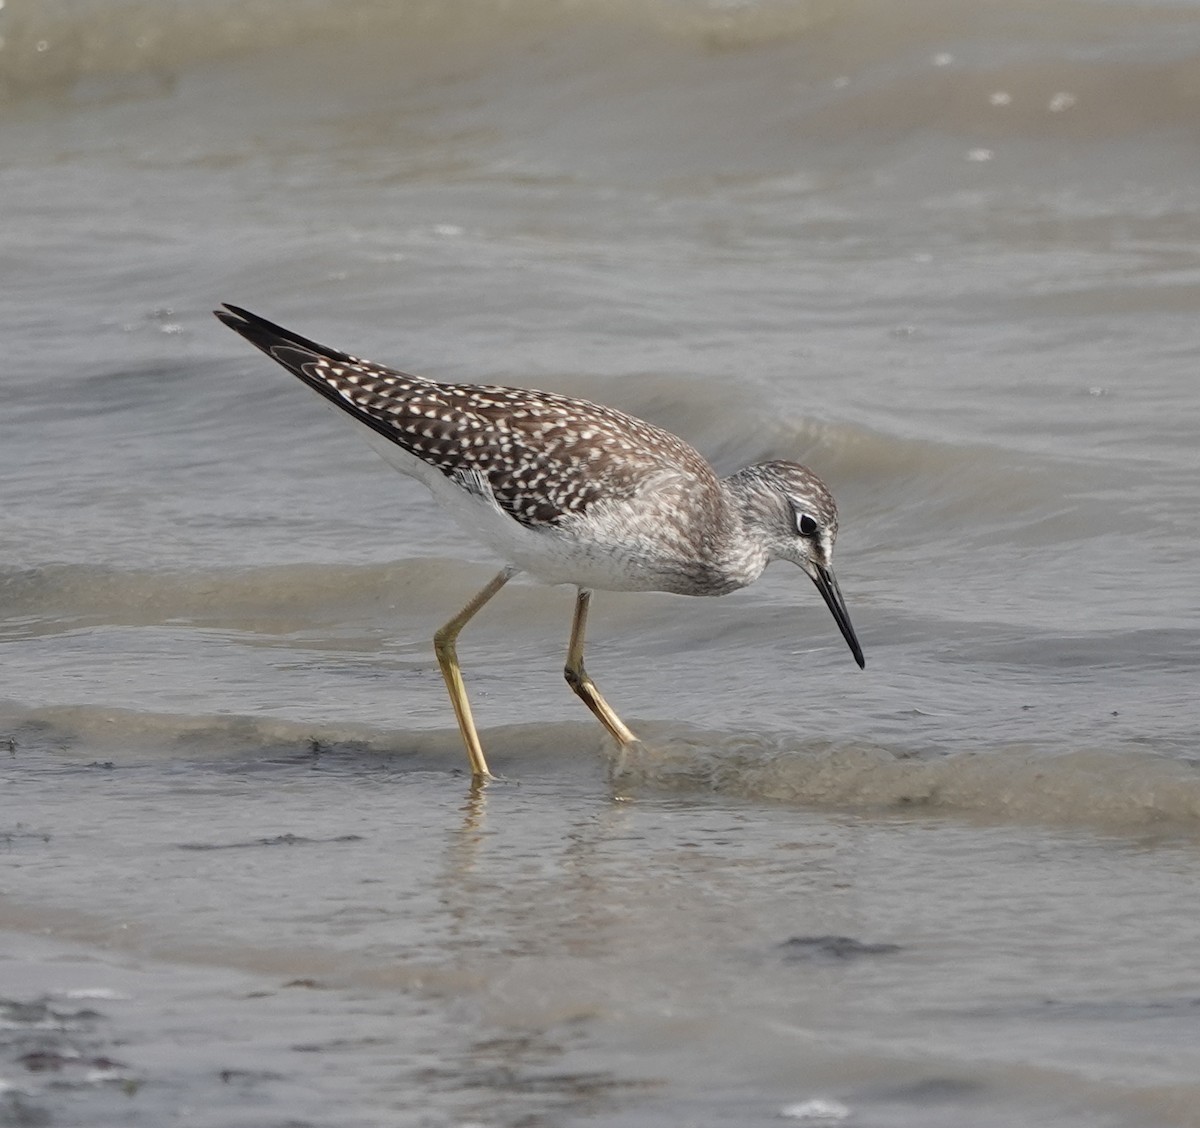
2;1;1200;1124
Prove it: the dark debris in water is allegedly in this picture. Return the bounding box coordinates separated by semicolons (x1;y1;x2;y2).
863;1075;984;1103
0;998;103;1028
1;994;140;1117
415;1062;659;1098
176;833;365;851
218;1067;287;1085
290;1035;393;1054
779;935;902;962
0;825;51;848
408;1031;661;1124
1037;996;1200;1020
17;1050;126;1074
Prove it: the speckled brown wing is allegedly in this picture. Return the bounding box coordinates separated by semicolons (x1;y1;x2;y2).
426;385;717;525
216;304;717;529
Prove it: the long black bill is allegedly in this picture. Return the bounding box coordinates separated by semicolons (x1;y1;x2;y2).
807;563;865;669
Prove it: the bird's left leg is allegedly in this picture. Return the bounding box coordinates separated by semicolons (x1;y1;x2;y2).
434;566;517;780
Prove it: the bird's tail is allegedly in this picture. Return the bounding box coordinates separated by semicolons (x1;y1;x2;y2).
213;303;439;457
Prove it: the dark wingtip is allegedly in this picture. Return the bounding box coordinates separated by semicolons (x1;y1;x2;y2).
212;303;357;364
213;304;245;331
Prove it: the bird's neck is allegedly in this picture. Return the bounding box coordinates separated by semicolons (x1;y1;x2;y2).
705;469;777;592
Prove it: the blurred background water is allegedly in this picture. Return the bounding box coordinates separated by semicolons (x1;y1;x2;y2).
2;1;1200;1124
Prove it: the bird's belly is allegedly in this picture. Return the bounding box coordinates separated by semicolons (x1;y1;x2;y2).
507;533;694;593
425;471;717;593
462;501;687;591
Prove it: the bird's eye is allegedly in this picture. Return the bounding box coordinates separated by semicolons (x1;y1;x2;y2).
796;512;818;537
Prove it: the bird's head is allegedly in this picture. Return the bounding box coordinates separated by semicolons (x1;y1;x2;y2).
737;460;865;670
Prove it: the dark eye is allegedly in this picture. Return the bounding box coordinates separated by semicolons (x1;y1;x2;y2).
797;513;818;537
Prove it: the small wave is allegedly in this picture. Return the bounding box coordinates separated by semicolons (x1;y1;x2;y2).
0;558;497;633
6;700;1200;832
617;729;1200;831
0;700;611;774
6;0;1200;140
0;0;832;100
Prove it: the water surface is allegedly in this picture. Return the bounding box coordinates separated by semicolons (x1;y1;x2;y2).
2;1;1200;1123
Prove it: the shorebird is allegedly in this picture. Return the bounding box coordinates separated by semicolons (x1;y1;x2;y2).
216;305;864;780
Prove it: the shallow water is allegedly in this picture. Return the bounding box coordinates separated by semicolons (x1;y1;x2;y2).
8;743;1200;1127
3;0;1200;1124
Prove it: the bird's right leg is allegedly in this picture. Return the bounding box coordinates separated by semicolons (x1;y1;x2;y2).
433;567;516;780
563;588;640;748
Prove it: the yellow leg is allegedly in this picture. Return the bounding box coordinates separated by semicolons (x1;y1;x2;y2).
563;588;639;747
433;567;515;780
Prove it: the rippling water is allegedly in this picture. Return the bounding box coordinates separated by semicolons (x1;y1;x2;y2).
3;1;1200;1124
